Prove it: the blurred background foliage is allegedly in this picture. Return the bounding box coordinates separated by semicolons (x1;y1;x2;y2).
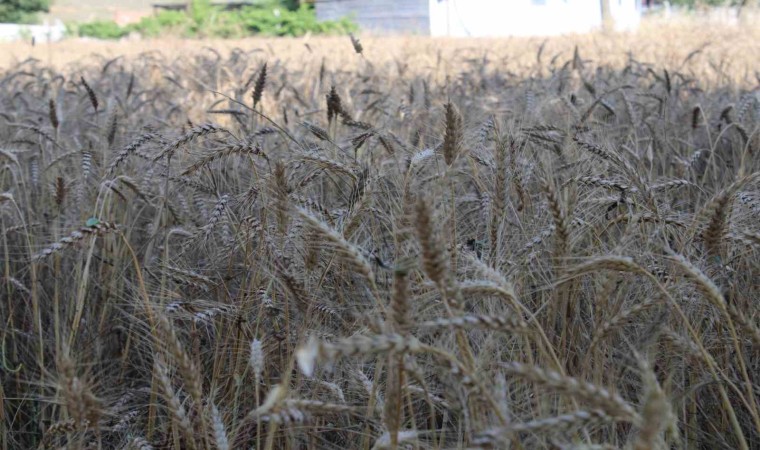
67;0;356;39
0;0;51;23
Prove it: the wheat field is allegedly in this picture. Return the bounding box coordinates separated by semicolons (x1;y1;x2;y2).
1;23;759;450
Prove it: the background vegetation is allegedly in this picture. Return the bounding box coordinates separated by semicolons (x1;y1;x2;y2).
70;0;356;39
0;0;50;23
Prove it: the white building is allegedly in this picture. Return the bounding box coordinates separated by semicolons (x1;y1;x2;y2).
316;0;642;37
0;20;66;42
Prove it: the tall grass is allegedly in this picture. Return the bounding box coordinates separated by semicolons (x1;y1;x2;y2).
0;27;759;450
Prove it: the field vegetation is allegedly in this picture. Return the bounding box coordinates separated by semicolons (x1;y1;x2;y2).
0;23;759;449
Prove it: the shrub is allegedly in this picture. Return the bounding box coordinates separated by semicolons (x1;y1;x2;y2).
238;5;357;36
129;10;190;38
77;20;130;40
190;0;213;27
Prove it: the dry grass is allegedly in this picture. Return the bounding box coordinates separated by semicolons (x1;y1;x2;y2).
1;21;759;450
2;21;760;83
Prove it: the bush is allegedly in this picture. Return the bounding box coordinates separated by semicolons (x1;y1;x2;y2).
0;0;50;23
130;10;189;38
190;0;213;27
77;20;130;40
238;4;356;36
71;2;356;40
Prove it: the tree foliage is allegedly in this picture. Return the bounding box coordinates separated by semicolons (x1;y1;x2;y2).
0;0;50;23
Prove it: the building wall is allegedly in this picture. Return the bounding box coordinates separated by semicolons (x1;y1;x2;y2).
610;0;642;31
0;21;65;42
430;0;640;37
315;0;430;34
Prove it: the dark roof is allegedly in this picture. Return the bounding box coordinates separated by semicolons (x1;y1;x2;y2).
152;1;255;11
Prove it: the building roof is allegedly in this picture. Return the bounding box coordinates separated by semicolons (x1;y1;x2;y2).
152;1;256;11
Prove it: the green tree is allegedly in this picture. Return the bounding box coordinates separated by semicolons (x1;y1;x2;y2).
0;0;50;23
